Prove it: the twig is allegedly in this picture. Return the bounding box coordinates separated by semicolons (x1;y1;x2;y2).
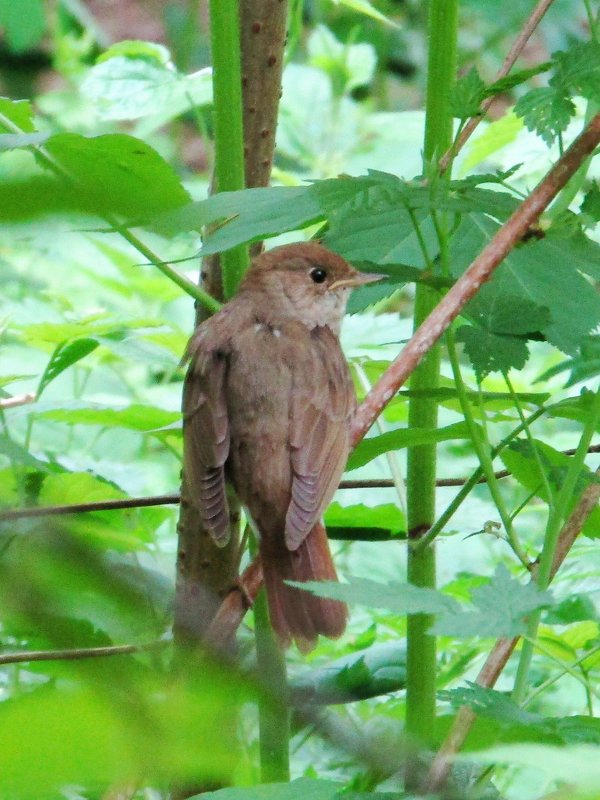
422;471;600;794
352;113;600;445
438;0;555;173
0;639;169;666
0;393;36;409
2;446;597;522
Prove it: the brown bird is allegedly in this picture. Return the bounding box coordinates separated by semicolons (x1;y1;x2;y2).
182;242;381;650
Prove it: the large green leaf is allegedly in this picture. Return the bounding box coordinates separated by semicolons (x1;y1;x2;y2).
347;421;472;471
0;97;36;133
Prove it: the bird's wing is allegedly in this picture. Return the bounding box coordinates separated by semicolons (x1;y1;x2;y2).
182;325;231;546
285;325;355;551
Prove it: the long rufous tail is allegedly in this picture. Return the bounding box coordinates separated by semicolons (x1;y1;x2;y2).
260;522;347;651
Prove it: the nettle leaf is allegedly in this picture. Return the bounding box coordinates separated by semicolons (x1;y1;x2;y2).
430;565;555;638
457;293;551;379
439;683;543;727
538;336;600;386
554;40;600;101
450;67;487;119
0;97;36;133
456;326;529;380
451;215;600;355
81;53;212;122
347;421;471;470
37;338;99;397
290;576;459;615
487;62;553;95
514;87;575;145
581;182;600;223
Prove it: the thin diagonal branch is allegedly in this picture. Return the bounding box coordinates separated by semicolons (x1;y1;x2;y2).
438;0;556;173
422;470;600;794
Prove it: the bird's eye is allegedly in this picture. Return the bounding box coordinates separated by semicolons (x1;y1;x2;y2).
310;267;327;284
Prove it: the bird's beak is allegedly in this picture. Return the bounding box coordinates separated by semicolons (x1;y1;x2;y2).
329;270;383;291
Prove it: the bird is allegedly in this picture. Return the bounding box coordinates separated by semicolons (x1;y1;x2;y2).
182;241;381;650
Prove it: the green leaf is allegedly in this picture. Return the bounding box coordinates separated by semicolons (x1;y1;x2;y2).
37;338;99;397
456;326;529;379
330;0;400;28
36;402;181;433
487;62;553;95
347;422;472;471
45;133;191;218
199;778;345;800
291;641;407;704
325;502;405;535
97;40;172;64
0;0;45;53
553;41;600;101
581;182;600;223
308;25;377;94
81;56;212;122
514;86;575;145
439;683;543;727
430;565;555;638
537;336;600;386
450;67;487;119
544;594;598;625
451;215;600;355
465;743;600;794
290;576;459;615
0;97;36;133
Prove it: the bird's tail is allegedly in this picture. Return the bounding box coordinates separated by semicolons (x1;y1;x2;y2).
260;522;347;651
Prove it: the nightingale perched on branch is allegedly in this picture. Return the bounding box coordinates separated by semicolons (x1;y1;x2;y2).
182;242;381;650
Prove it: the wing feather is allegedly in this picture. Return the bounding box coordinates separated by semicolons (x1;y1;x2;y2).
285;326;355;551
182;328;231;546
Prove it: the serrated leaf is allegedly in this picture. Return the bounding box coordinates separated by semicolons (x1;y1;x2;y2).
38;338;99;396
439;682;543;727
289;576;459;615
514;86;575;145
537;336;600;386
553;41;600;101
456;326;529;380
581;182;600;223
450;67;487;119
487;63;553;95
347;421;472;471
451;215;600;355
430;565;555;638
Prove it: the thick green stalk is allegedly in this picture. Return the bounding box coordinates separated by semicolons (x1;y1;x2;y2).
209;0;250;297
512;389;600;703
405;0;457;775
250;538;290;782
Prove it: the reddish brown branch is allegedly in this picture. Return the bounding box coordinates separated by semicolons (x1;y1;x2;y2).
422;471;600;794
438;0;555;173
352;113;600;445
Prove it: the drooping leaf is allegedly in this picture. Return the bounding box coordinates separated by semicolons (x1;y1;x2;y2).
347;422;472;471
37;338;99;397
290;576;459;615
431;565;554;638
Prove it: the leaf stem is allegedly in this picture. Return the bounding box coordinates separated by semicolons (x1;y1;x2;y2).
512;389;600;703
446;335;530;569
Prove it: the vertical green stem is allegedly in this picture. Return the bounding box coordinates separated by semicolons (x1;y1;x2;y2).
250;538;290;782
405;0;458;777
209;0;250;297
512;389;600;703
